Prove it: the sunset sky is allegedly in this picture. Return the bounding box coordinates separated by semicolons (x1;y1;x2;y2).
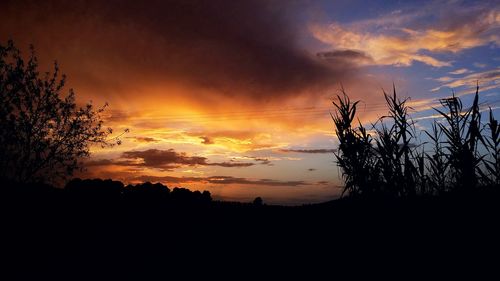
1;0;499;204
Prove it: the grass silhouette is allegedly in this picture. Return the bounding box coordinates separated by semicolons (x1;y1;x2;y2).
332;85;500;198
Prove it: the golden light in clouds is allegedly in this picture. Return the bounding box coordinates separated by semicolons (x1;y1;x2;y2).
80;84;350;203
3;0;498;204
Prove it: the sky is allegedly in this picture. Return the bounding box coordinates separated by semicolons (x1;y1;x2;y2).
1;0;499;204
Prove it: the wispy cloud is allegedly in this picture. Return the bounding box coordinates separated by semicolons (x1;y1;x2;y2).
184;130;281;152
474;63;487;68
431;68;500;92
126;136;161;143
449;68;471;75
311;3;499;67
279;148;336;154
414;105;500;121
249;157;272;165
133;175;310;187
435;76;453;82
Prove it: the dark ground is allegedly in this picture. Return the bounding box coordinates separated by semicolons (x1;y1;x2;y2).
2;182;499;277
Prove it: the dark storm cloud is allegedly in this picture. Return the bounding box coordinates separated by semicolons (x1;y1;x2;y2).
279;148;336;153
0;0;359;101
317;50;374;65
122;149;209;167
122;149;254;169
86;149;255;169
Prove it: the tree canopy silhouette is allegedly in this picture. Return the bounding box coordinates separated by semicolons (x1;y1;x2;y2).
0;40;122;184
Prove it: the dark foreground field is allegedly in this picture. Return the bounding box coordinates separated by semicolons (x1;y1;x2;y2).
2;182;499;277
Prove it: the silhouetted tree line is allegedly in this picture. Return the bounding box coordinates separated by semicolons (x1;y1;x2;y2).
333;85;500;198
65;178;213;204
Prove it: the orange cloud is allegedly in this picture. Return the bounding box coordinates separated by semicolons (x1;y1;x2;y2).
132;175;310;187
126;137;161;143
311;8;499;67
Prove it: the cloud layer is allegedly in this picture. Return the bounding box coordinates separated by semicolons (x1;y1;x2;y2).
312;2;499;67
0;0;361;104
88;149;257;170
432;68;500;92
133;175;309;187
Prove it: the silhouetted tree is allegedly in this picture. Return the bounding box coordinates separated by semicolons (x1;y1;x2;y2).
253;197;263;206
0;40;123;184
202;191;212;203
123;182;171;201
171;187;194;201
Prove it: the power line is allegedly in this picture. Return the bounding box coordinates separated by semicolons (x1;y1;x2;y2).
117;103;392;120
106;99;500;124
